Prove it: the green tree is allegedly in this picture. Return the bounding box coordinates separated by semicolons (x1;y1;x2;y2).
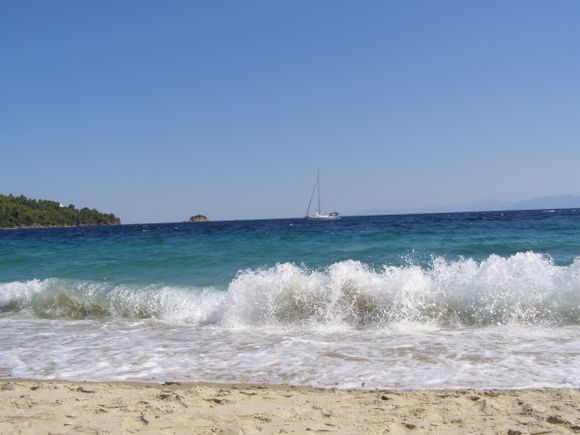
0;194;121;228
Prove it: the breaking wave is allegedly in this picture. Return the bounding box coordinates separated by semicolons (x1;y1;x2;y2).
1;252;580;328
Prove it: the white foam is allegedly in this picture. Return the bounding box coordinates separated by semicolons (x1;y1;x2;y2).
0;279;43;309
221;253;580;328
0;318;578;389
1;252;580;327
2;252;579;388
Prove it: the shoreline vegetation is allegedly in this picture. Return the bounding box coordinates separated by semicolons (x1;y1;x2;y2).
0;194;120;229
0;380;578;434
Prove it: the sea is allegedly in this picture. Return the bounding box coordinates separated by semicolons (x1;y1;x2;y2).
1;209;579;390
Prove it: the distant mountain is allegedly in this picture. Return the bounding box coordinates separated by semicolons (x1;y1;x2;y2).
511;195;580;211
354;195;580;216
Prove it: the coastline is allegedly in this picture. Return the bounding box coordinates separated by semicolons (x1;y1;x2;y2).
1;380;578;434
0;223;122;230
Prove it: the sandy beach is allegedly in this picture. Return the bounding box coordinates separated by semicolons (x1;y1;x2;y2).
0;380;578;434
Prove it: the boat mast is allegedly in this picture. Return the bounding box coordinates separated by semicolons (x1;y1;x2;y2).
317;169;321;214
306;171;318;217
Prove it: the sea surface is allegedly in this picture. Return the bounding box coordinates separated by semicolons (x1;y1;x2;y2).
1;210;579;389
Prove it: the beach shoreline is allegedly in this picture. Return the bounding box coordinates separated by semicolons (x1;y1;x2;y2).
1;379;578;434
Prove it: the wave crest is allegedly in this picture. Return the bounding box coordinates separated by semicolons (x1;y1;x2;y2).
225;253;580;327
0;279;223;324
1;252;579;327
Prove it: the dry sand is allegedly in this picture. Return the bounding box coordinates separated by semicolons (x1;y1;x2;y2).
0;380;579;434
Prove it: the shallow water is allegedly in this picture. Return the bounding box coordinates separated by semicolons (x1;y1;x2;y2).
1;210;579;388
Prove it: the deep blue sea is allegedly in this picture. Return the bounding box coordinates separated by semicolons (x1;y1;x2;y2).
1;210;579;389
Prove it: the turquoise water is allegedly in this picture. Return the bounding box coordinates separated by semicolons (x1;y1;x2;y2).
2;209;579;287
1;209;579;388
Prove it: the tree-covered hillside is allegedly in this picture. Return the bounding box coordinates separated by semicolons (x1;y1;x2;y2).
0;194;120;228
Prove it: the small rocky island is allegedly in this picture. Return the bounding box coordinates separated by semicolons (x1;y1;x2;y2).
189;215;208;222
0;194;120;228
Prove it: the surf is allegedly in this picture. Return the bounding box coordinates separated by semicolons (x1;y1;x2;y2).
2;252;579;328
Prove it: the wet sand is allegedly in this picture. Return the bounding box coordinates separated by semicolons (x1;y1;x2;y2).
0;380;579;434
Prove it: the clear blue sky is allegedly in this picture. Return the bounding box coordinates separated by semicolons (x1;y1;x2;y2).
1;1;579;223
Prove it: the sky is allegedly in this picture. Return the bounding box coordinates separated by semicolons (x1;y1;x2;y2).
1;1;579;223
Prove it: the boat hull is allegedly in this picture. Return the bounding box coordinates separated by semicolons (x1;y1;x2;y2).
306;214;341;221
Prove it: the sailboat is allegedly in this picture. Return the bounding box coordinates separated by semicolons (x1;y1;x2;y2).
305;170;341;220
